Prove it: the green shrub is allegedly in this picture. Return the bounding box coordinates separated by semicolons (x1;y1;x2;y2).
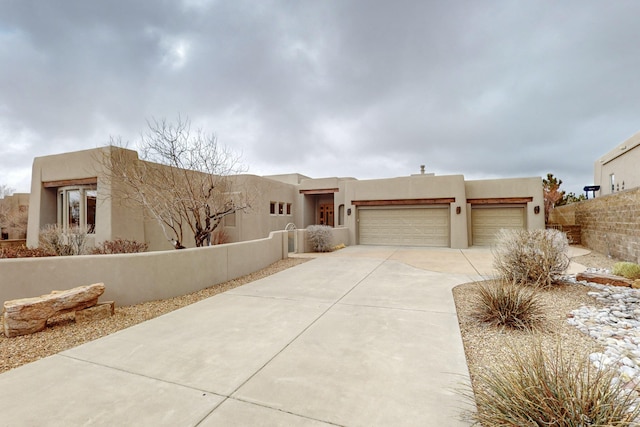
493;228;570;288
473;281;545;330
306;225;333;252
91;238;148;254
612;262;640;280
466;344;640;426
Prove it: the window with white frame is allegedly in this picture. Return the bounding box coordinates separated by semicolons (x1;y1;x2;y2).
57;185;97;233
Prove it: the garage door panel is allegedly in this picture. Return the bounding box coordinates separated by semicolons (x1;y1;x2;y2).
359;208;450;247
472;207;524;246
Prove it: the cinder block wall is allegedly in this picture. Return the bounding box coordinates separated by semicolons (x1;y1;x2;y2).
550;187;640;262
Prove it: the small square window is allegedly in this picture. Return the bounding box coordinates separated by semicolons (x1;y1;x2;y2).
270;202;276;215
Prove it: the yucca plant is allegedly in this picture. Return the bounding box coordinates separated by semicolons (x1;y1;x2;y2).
466;344;640;426
473;280;545;330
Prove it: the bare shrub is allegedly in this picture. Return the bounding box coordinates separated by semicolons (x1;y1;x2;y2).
493;228;570;288
472;280;545;330
612;262;640;280
466;344;640;426
210;228;230;245
38;225;89;256
91;238;148;254
0;246;54;258
306;225;333;252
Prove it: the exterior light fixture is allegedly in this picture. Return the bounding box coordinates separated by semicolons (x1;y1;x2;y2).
534;206;540;214
456;206;461;214
347;208;352;216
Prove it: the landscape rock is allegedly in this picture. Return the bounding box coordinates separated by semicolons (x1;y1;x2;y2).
3;283;105;337
75;301;115;323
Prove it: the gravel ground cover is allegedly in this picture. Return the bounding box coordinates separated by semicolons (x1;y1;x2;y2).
0;257;309;374
453;248;631;410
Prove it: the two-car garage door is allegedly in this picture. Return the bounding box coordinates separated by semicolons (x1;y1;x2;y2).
358;207;450;247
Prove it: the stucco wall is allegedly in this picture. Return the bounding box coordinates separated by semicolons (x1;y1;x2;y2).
0;231;288;307
594;131;640;196
550;187;640;262
342;174;469;248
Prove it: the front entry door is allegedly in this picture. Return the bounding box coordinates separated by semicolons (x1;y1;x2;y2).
319;204;334;227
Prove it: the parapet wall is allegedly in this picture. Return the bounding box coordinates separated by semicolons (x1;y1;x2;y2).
549;187;640;262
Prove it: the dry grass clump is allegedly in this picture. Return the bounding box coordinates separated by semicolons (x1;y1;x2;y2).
612;262;640;280
473;280;545;331
467;344;640;426
493;228;570;288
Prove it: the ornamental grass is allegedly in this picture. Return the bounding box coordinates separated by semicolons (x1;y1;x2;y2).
466;344;640;426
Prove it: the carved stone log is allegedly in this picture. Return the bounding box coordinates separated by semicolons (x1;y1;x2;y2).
575;272;632;288
3;283;105;338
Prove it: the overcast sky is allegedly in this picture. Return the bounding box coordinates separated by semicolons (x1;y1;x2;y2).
1;0;639;196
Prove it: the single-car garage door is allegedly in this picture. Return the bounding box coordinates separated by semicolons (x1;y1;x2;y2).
471;207;525;246
358;207;450;247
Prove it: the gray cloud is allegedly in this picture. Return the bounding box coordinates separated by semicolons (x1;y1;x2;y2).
1;0;639;196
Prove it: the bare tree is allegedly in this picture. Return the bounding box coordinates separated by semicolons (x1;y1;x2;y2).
104;117;247;249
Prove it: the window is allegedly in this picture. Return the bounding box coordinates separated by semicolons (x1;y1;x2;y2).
286;203;292;215
270;202;276;215
610;174;615;192
224;211;236;227
279;202;284;215
57;186;97;233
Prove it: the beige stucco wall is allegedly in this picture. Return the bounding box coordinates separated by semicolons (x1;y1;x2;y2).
464;176;545;231
594;131;640;196
341;174;469;248
26;147;145;249
1;231;288;307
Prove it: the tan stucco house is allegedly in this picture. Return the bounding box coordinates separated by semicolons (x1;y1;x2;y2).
594;130;640;196
26;147;545;251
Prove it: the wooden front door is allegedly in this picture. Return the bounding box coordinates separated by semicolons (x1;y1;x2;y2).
319;204;334;227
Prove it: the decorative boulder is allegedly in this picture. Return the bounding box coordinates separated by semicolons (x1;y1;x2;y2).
3;283;105;338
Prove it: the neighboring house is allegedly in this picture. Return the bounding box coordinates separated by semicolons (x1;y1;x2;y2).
0;193;29;240
594;131;640;196
26;147;545;250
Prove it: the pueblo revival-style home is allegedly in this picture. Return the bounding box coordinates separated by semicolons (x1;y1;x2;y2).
26;147;544;251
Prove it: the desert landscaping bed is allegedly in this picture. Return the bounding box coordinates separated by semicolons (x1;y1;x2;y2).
454;248;640;424
0;257;309;373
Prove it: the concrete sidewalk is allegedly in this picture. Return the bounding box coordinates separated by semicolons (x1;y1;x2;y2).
0;245;581;426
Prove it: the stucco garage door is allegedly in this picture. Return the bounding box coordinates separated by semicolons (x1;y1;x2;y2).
471;207;525;246
358;207;450;247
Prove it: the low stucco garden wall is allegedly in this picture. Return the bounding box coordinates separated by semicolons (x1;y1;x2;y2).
550;187;640;263
0;231;289;307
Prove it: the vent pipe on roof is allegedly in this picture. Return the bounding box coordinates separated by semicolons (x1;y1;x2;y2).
420;165;425;174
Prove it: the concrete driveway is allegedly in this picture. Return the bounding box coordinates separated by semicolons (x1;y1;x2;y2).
0;246;511;426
